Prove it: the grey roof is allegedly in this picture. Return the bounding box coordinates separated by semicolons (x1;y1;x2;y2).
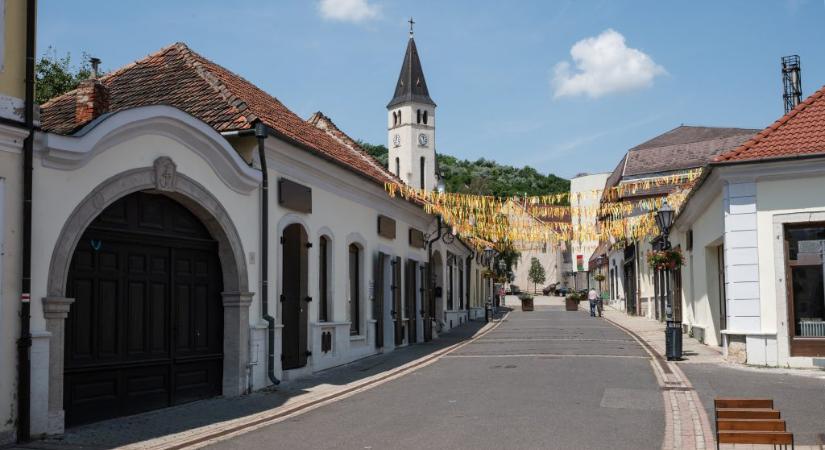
600;125;759;201
387;37;436;108
612;126;759;182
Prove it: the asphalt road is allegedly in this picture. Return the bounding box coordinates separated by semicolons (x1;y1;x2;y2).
208;306;664;450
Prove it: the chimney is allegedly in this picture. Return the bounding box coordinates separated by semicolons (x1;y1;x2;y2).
781;55;802;114
75;78;109;124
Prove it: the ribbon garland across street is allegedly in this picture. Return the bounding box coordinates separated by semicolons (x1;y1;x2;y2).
384;169;702;251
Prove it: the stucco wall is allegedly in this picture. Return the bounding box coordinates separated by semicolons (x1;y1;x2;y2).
676;192;724;346
0;142;21;443
756;173;825;366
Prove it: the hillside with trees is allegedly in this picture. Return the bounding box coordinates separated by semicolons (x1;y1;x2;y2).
358;142;569;197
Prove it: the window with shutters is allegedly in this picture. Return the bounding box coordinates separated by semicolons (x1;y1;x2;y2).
319;236;330;322
349;243;361;335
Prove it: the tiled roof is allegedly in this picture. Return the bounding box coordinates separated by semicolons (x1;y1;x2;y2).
40;42;399;186
714;85;825;163
623;126;758;176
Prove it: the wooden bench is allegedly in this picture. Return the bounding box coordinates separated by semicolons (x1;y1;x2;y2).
714;398;794;450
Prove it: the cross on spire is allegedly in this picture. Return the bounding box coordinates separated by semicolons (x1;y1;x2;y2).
408;17;415;36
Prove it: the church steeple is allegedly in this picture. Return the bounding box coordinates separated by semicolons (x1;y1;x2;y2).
387;23;437;192
387;32;436;108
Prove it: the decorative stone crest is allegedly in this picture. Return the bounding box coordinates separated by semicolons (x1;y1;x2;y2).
153;157;177;191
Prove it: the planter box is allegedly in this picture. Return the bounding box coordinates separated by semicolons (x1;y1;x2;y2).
520;297;534;311
565;298;579;311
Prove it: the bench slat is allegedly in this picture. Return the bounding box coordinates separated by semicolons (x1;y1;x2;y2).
717;430;793;445
717;419;786;431
716;408;780;419
714;398;773;409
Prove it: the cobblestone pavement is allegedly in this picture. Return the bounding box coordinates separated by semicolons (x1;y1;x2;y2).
601;304;825;450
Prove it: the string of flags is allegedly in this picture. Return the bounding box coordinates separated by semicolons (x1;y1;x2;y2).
384;169;701;251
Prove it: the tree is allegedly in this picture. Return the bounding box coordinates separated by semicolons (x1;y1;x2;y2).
527;257;546;293
35;48;95;104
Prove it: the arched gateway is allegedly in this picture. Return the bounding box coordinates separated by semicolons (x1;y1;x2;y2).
43;159;253;429
64;192;223;426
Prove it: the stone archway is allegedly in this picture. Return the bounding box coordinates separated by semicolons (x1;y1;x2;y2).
42;157;253;433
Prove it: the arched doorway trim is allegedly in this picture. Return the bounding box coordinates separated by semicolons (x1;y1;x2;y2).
43;157;252;434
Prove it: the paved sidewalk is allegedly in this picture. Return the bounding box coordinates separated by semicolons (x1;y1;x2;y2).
14;315;504;450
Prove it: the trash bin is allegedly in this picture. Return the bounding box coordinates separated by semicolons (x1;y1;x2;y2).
665;321;682;360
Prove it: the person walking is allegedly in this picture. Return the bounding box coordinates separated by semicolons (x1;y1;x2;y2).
588;288;599;317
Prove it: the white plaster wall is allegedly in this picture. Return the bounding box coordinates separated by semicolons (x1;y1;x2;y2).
30;133;261;332
570;173;609;274
0;133;23;443
512;245;562;293
676;193;724;346
756;174;825;367
265;137;433;378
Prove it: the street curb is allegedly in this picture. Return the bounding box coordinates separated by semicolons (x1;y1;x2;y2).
133;313;511;450
600;313;715;450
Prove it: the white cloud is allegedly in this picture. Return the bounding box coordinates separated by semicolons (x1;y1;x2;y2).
318;0;380;23
552;29;666;99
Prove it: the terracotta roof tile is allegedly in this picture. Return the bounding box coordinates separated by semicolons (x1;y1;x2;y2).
40;42;398;186
713;85;825;163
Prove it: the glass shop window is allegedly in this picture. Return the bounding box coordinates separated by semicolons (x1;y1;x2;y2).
785;223;825;337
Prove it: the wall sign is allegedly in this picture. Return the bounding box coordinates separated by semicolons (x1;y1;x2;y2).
278;178;312;213
378;215;396;240
409;228;426;248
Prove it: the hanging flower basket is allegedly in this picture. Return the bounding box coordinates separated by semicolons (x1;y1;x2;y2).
481;269;494;279
593;274;606;282
646;248;684;271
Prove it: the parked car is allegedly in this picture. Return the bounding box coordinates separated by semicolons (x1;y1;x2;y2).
542;283;558;296
509;284;521;295
555;286;571;296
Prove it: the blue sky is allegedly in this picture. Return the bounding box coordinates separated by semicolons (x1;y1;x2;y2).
38;0;825;179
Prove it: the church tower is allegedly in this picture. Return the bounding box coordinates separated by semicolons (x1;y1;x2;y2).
387;21;437;191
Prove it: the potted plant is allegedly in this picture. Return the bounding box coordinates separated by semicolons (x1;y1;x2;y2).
519;293;534;311
646;248;685;271
565;292;582;311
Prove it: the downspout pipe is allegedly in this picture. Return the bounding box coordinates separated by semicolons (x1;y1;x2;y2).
221;123;279;386
18;0;36;442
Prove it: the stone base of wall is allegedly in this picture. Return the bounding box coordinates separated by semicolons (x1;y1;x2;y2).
726;334;748;364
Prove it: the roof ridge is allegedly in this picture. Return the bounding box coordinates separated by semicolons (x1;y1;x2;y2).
307;111;401;182
714;84;825;162
175;44;259;127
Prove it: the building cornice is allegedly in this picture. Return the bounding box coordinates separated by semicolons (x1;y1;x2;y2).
38;105;262;194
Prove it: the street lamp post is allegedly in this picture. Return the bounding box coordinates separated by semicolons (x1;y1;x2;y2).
655;201;681;361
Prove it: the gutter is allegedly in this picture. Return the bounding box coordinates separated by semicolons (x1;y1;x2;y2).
221;123;280;387
18;0;36;442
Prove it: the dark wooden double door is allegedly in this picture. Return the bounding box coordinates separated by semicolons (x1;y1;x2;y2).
65;193;223;427
374;254;424;349
281;224;309;370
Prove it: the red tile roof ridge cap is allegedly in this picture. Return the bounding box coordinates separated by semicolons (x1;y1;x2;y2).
713;84;825;162
306;110;403;183
175;43;259;128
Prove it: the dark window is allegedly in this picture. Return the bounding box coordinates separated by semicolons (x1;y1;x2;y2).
423;110;428;124
785;223;825;343
459;265;464;309
395;157;400;177
398;110;401;124
349;244;361;335
416;109;421;124
420;157;425;189
447;256;454;310
319;236;329;322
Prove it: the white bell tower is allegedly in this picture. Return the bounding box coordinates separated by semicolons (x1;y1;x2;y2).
387;19;437;192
